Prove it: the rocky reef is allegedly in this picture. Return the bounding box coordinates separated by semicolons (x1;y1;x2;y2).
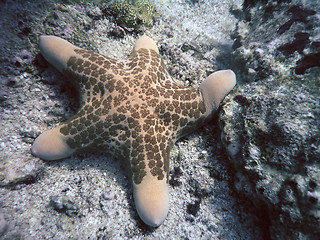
221;0;320;239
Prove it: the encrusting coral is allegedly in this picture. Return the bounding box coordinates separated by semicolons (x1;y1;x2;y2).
108;0;157;31
31;35;236;226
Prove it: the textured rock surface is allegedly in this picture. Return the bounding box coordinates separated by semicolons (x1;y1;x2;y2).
221;0;320;239
0;0;267;239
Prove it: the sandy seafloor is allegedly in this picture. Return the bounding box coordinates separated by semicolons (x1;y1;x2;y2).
0;0;268;239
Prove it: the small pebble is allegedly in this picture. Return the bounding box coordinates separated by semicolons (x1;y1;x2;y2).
101;191;115;200
109;26;125;38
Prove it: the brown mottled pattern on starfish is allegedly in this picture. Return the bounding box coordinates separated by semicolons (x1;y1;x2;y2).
31;35;236;227
58;47;207;184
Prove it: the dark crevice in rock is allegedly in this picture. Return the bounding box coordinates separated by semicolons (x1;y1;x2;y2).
295;52;320;75
185;179;211;219
277;32;310;56
169;166;183;187
277;5;316;34
229;8;244;20
311;41;320;49
186;199;201;217
234;95;251;107
243;0;292;21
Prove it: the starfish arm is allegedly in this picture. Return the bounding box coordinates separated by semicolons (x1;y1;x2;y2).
39;35;80;73
32;105;109;160
133;174;169;227
31;126;75;160
39;35;121;106
199;70;236;113
131;35;159;56
130;139;171;227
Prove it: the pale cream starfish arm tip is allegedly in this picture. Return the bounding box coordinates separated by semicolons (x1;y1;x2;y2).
132;35;159;54
31;127;75;161
133;175;169;227
199;69;236;112
39;35;80;72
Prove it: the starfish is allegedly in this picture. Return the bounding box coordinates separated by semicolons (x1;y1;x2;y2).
32;35;236;227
